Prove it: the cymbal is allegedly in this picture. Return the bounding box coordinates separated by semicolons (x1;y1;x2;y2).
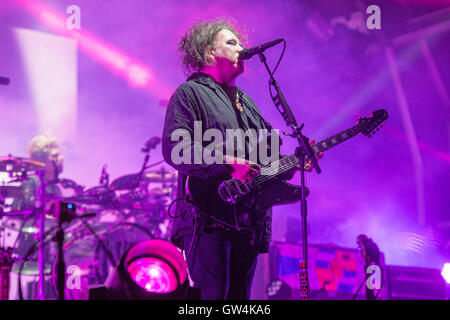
148;187;173;197
110;174;142;190
110;168;177;191
144;167;177;183
67;186;115;204
0;156;45;173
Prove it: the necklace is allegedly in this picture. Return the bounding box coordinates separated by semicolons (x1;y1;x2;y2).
221;83;243;112
235;92;243;112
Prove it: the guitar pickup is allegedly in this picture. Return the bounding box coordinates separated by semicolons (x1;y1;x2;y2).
218;181;236;204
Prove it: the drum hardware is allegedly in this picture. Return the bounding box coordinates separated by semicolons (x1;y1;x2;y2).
35;169;47;300
52;179;85;196
0;247;14;300
0;185;24;199
1;146;177;299
0;156;45;174
51;201;79;300
14;207;98;300
99;164;109;188
123;136;161;192
17;223;57;300
144;167;178;183
109;169;177;190
110;174;147;191
0;155;48;299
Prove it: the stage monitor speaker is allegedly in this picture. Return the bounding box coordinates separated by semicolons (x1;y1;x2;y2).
386;265;447;300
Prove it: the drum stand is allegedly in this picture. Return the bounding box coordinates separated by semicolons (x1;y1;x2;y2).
36;169;46;300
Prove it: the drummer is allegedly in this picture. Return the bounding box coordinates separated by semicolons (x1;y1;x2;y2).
11;135;64;211
3;135;64;299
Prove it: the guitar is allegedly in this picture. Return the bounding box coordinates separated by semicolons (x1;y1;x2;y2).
187;109;388;228
0;247;14;300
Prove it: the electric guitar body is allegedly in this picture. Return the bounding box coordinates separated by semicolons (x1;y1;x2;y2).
187;109;388;228
188;174;306;227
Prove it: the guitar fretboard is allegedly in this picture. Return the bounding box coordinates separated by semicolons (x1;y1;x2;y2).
312;124;362;154
245;122;363;189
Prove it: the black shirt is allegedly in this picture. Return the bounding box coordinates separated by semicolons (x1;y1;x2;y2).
162;72;274;253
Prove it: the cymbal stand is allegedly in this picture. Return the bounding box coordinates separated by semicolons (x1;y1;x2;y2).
134;137;160;189
36;169;46;300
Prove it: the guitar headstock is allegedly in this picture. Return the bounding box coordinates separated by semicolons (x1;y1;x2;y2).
357;109;389;137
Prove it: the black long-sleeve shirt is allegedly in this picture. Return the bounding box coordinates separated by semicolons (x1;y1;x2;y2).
162;72;275;252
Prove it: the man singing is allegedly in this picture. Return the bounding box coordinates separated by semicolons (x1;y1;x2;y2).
162;19;314;300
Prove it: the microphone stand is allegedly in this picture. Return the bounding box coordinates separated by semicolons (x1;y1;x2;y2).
55;205;66;300
258;52;321;300
54;202;82;300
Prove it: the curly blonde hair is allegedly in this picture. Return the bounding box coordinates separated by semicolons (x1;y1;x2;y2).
27;135;59;163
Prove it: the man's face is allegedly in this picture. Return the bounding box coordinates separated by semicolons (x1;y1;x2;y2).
46;147;63;178
211;29;245;79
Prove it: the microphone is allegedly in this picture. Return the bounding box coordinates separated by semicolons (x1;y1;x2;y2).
99;164;109;186
239;39;284;60
142;136;161;153
0;77;9;85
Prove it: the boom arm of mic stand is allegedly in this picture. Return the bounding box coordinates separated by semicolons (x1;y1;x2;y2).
258;52;323;299
258;52;321;174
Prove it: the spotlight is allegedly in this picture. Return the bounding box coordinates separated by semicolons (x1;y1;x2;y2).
266;279;292;300
90;239;188;300
442;263;450;284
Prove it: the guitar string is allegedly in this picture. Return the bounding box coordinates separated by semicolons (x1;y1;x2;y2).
226;154;300;196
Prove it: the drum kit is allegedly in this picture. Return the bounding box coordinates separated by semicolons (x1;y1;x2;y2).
0;147;177;300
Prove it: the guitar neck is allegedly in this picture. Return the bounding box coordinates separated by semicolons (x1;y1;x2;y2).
311;123;362;154
255;123;362;183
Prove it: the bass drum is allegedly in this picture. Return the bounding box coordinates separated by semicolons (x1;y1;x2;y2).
52;222;154;300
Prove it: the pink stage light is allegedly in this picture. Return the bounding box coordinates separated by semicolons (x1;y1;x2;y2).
127;257;178;294
119;239;188;299
442;263;450;284
128;64;152;87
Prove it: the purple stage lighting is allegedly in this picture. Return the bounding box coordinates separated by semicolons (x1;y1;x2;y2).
93;239;189;299
441;263;450;284
127;257;178;294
